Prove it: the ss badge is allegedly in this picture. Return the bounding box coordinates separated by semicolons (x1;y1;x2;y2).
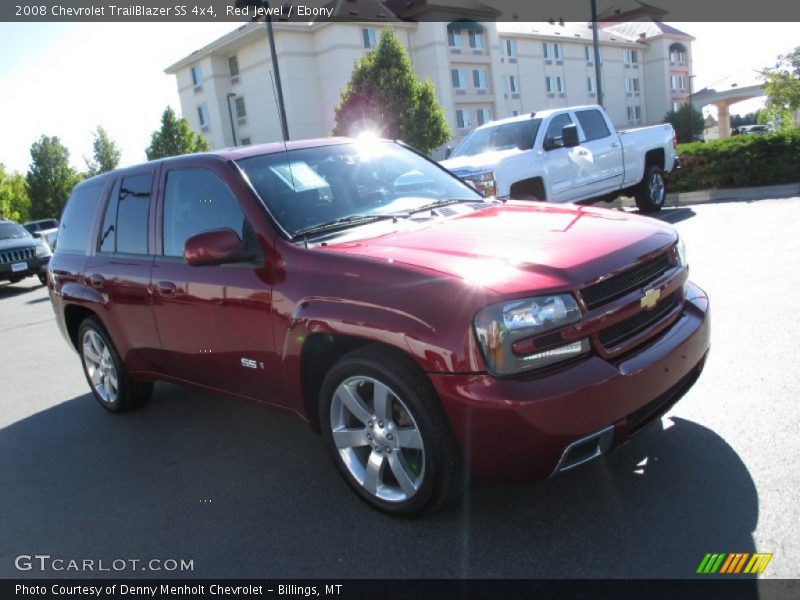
241;358;258;369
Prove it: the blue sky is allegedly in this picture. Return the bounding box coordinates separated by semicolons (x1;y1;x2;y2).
0;22;796;174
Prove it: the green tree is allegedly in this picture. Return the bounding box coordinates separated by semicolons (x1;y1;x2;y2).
664;104;704;143
0;164;31;222
26;136;80;220
85;126;121;176
333;29;450;154
145;106;211;160
763;47;800;121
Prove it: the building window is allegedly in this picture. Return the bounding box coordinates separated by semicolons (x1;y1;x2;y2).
623;49;639;65
627;105;643;121
587;76;595;93
508;75;519;93
472;69;488;90
476;108;491;126
502;39;517;58
543;42;562;60
468;30;484;50
447;29;462;49
671;75;687;91
197;104;209;128
511;109;520;117
234;96;247;119
451;68;467;89
240;137;251;146
228;56;239;78
672;102;681;112
456;109;470;129
584;45;599;62
191;65;202;88
625;78;640;93
556;76;565;93
546;75;554;93
362;28;378;49
669;43;687;65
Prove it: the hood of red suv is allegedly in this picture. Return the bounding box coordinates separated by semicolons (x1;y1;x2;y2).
319;202;677;295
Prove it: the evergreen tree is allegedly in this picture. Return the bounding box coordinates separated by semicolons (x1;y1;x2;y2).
85;126;121;176
26;135;79;220
146;107;210;160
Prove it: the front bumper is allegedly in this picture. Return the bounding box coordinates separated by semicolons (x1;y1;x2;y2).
0;255;50;281
430;281;710;480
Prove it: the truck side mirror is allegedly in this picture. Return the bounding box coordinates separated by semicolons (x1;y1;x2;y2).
184;228;250;266
562;124;580;148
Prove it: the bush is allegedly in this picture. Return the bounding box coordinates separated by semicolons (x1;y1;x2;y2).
670;128;800;192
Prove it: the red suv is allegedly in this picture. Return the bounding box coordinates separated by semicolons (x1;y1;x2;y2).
49;138;709;515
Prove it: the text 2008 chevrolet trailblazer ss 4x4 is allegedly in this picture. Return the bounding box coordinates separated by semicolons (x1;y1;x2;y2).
49;137;709;515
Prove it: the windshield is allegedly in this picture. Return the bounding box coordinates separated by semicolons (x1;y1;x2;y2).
450;118;542;159
0;222;32;240
236;140;482;237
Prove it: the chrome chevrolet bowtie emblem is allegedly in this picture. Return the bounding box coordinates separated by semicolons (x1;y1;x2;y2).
641;287;661;310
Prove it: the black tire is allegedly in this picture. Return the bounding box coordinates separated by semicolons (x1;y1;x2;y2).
77;316;152;413
319;345;465;516
634;165;666;213
37;273;47;286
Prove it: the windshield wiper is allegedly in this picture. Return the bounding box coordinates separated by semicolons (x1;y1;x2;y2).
408;197;490;215
294;213;409;238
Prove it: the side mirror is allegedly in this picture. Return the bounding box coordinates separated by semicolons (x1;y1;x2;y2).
562;124;580;148
445;146;453;159
184;228;248;266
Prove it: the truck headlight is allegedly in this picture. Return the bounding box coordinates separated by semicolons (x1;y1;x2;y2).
35;243;51;257
473;294;589;376
675;236;687;269
465;171;497;197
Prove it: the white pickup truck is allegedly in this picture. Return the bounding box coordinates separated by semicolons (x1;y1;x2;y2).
440;105;679;213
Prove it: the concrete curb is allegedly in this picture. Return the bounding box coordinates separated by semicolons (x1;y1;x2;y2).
609;182;800;210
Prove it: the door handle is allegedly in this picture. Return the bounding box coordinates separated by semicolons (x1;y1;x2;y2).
89;273;105;288
577;150;589;156
611;142;620;148
157;281;177;297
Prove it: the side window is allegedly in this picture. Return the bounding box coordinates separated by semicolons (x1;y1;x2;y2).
98;173;153;255
57;183;104;253
545;113;573;142
576;109;611;141
162;168;248;258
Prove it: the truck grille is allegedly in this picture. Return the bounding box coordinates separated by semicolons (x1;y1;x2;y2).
598;293;679;350
581;252;671;309
0;247;35;264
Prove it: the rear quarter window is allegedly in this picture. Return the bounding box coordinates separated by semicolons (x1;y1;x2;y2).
57;183;104;253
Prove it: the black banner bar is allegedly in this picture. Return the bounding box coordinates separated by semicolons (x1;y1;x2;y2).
4;579;800;600
2;0;800;22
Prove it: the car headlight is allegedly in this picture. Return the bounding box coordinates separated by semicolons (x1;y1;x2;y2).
675;236;687;269
473;294;589;376
35;243;51;257
465;171;497;197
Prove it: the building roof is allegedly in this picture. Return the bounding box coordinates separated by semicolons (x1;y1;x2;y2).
601;20;694;41
322;0;398;21
497;20;642;45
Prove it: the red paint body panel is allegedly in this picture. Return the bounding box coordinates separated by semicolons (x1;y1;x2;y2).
48;140;710;482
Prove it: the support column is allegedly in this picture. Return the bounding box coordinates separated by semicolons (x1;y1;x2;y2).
716;102;731;138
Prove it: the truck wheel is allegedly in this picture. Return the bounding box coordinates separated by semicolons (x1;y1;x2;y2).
320;346;465;516
78;316;152;413
635;165;666;213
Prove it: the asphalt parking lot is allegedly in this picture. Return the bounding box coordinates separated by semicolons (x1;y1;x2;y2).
1;196;799;580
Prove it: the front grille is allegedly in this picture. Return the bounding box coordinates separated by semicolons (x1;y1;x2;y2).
0;247;35;264
598;293;679;350
627;365;702;435
581;252;671;309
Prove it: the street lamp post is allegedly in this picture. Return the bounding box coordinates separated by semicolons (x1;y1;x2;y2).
226;93;238;146
591;0;603;107
235;0;290;141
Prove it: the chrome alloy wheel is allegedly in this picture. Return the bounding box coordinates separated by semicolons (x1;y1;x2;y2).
82;329;119;406
330;376;425;503
649;170;665;206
